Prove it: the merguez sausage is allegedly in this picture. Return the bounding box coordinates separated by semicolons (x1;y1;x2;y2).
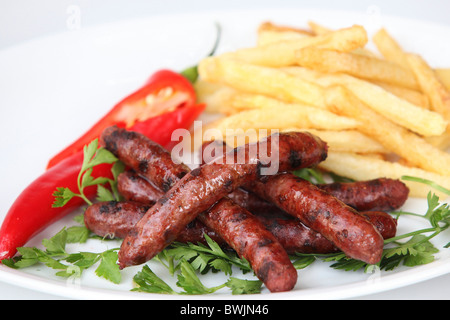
201;140;409;213
227;178;409;216
101;127;327;291
118;169;288;217
248;173;385;264
84;201;226;246
84;200;396;254
116;172;398;243
101;127;327;269
117;170;164;204
318;179;409;212
201;140;385;264
199;198;298;292
100;126;188;193
84;201;151;239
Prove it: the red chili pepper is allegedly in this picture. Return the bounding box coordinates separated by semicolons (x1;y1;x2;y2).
0;69;205;260
47;69;201;169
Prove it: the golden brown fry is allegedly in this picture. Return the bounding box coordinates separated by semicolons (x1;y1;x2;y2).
325;86;450;176
435;68;450;91
371;81;430;109
257;30;310;46
194;79;238;114
295;47;420;90
319;151;450;198
220;127;387;154
198;57;327;108
209;101;360;135
406;54;450;121
425;131;450;150
292;129;387;154
196;21;450;197
307;21;331;35
283;66;447;137
258;21;313;35
373;28;410;70
221;25;368;67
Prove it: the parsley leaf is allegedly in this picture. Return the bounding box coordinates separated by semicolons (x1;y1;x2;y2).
226;277;262;295
291;254;317;269
177;259;226;294
52;139;123;208
95;250;121;284
132;265;177;294
166;235;252;275
52;187;77;208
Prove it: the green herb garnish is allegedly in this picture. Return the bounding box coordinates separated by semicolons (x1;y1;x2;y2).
52;139;124;207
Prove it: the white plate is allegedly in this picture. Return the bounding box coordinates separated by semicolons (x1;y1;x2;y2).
0;8;449;300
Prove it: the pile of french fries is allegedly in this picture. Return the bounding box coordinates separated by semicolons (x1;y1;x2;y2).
194;21;450;198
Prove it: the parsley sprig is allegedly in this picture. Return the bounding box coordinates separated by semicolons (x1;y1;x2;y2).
132;235;263;295
2;220;122;284
52;139;124;207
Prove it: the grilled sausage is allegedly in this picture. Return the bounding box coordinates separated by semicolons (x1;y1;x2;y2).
248;173;385;264
84;201;226;246
318;179;409;212
228;178;409;215
101;127;328;291
116;172;398;243
100;126;188;193
118;169;288;217
199;198;298;292
201;140;409;213
117;170;164;204
360;211;397;240
101;126;327;270
202;139;385;264
84;201;151;239
84;200;396;255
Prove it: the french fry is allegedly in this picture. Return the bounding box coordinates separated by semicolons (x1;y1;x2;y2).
370;81;430;109
308;21;378;58
283;66;447;137
425;131;450;150
257;21;312;47
194;79;238;114
295;47;420;90
325;86;450;176
195;21;450;200
435;68;450;90
220;127;387;154
208;102;361;135
406;54;450;121
258;21;313;35
198;57;327;108
307;21;331;35
221;25;368;67
319;151;450;198
290;129;388;154
257;30;310;46
373;28;410;70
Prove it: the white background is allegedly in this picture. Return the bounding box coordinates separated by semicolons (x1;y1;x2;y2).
1;0;450;300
